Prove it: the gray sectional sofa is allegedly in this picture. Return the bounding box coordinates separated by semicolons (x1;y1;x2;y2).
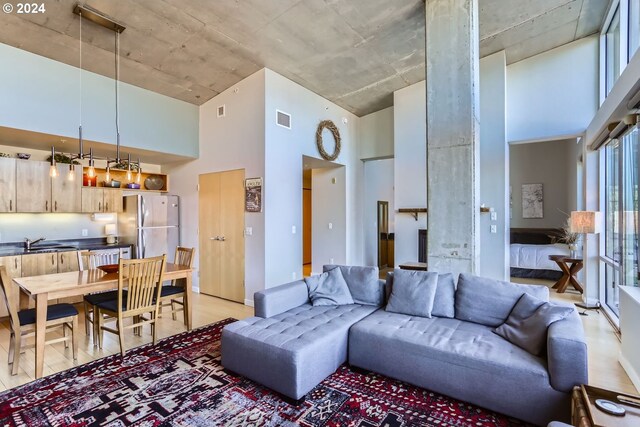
221;266;588;426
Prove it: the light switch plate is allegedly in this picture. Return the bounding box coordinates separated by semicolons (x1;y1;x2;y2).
491;212;497;221
330;258;334;264
490;225;497;234
245;227;253;236
81;229;88;237
328;223;333;230
291;225;296;234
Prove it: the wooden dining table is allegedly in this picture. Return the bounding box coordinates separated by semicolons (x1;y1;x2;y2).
13;262;194;379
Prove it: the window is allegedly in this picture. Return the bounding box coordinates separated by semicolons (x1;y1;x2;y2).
605;141;620;262
630;0;640;59
606;6;621;96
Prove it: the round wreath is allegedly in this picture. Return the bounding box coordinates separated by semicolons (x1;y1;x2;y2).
315;120;341;161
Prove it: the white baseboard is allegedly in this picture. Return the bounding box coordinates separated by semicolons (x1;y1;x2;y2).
244;299;254;307
619;352;640;392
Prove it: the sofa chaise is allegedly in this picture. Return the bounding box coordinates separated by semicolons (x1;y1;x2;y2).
221;266;588;426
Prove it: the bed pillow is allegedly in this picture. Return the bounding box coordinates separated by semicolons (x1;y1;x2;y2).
385;271;455;318
455;273;549;327
323;265;383;306
385;269;439;318
305;267;354;306
494;293;573;355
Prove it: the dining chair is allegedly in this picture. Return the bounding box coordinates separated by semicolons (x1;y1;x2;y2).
0;266;79;375
78;249;122;339
158;247;194;326
95;255;166;356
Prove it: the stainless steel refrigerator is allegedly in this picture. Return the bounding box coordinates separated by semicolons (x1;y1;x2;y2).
118;194;180;259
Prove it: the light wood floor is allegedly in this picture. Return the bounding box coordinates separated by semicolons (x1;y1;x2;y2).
0;285;637;397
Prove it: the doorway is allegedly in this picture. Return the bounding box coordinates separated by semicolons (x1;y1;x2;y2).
198;169;245;303
303;169;312;277
377;201;392;268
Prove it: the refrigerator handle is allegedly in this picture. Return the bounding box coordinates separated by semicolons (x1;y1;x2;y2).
140;196;146;228
141;229;146;259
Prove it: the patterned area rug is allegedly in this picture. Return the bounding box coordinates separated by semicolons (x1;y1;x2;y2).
0;318;531;426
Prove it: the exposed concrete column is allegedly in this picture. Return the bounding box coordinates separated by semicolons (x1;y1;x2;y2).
425;0;480;276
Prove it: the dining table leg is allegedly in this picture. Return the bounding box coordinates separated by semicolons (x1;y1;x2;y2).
35;293;48;379
185;273;193;331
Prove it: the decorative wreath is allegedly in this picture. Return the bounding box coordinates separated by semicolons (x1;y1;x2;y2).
315;120;341;161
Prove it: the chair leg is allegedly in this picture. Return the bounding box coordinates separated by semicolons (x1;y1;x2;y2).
83;301;91;336
63;323;69;348
11;334;21;376
71;317;78;361
117;320;126;357
152;311;158;346
171;300;177;321
8;332;14;365
97;309;104;349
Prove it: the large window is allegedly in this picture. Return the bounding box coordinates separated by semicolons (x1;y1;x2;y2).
606;6;621;96
631;0;640;58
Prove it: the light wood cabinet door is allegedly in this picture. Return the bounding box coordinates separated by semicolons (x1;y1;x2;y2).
81;188;104;213
0;255;21;318
103;189;123;213
57;251;82;303
16;160;51;212
0;158;16;213
52;165;82;212
21;253;58;277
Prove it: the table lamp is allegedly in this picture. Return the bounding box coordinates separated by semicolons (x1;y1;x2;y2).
570;211;602;314
105;223;117;244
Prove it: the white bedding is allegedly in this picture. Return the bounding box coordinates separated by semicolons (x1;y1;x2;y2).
510;243;570;271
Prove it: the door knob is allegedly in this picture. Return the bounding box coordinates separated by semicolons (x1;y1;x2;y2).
220;236;226;241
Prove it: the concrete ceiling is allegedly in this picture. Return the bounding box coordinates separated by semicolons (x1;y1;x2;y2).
0;0;609;117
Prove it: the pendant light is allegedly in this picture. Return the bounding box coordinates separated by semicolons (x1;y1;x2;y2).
136;157;142;184
87;148;95;178
49;146;58;178
126;153;132;181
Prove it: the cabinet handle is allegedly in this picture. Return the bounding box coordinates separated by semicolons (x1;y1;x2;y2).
105;202;109;212
9;199;12;211
99;202;102;211
60;253;64;264
55;201;58;211
14;258;17;269
45;200;48;211
51;254;55;265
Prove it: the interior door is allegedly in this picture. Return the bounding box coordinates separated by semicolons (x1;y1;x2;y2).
199;169;245;302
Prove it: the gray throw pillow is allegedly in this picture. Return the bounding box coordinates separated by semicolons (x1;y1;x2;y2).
455;273;549;327
323;265;383;306
385;271;455;318
385;269;439;318
494;293;574;356
305;267;354;306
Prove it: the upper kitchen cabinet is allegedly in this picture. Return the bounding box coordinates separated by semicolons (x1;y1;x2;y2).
16;160;50;212
51;164;82;212
81;188;124;213
0;157;16;212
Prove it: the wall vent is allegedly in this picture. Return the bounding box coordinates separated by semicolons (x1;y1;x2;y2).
217;105;226;118
276;110;291;129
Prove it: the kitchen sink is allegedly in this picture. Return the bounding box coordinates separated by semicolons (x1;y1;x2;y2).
26;245;78;253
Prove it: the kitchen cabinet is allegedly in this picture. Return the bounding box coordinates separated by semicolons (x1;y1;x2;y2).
21;252;58;277
57;251;82;304
0;158;16;212
16;160;51;213
52;165;82;212
82;188;123;213
0;255;21;317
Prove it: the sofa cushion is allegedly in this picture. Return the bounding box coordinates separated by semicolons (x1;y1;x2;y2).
386;269;438;318
495;293;574;355
305;268;354;306
455;273;549;327
323;265;383;306
385;271;456;318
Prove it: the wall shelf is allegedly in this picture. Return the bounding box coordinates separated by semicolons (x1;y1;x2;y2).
82;167;169;192
397;208;427;221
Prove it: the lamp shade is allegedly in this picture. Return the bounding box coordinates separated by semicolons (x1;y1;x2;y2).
570;211;602;234
104;224;117;236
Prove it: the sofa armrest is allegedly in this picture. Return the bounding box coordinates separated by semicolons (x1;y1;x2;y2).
254;280;310;318
547;308;588;392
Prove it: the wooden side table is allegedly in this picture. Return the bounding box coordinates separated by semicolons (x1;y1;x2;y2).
572;384;640;427
549;255;584;293
398;262;427;271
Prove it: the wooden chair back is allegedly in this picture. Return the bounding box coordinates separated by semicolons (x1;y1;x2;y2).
118;255;166;317
0;266;21;334
174;247;195;268
77;249;121;271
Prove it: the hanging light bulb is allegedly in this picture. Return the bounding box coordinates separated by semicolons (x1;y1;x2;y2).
126;153;132;181
67;164;75;181
87;148;95;178
105;164;111;183
49;146;58;178
136;158;142;184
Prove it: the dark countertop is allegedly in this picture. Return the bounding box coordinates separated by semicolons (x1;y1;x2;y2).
0;238;132;257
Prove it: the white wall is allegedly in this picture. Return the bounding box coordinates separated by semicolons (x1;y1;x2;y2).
510;139;575;228
263;69;361;289
0;43;198;158
162;70;266;301
359;107;394;160
507;36;599;143
311;166;347;273
363;159;395;267
393;81;427;266
479;51;509;280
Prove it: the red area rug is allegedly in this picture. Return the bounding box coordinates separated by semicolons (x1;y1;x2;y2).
0;318;530;426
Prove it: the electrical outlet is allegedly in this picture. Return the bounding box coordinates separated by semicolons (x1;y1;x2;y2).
328;222;333;230
330;258;334;264
81;229;88;237
245;227;253;236
491;212;497;221
490;225;497;234
291;225;296;234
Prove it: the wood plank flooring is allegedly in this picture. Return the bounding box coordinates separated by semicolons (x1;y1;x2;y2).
0;286;636;398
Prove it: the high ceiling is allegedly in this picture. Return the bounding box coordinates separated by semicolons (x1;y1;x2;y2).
0;0;609;116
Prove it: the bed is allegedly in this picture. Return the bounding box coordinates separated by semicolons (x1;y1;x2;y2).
510;228;569;280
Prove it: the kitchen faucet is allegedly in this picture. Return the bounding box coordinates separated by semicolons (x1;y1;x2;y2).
24;237;46;251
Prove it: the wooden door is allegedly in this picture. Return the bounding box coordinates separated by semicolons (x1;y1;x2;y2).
0;158;16;213
377;201;389;268
303;189;312;265
57;251;82;303
0;256;21;318
16;160;51;212
52;165;82;212
103;189;123;213
81;188;104;213
198;169;245;303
